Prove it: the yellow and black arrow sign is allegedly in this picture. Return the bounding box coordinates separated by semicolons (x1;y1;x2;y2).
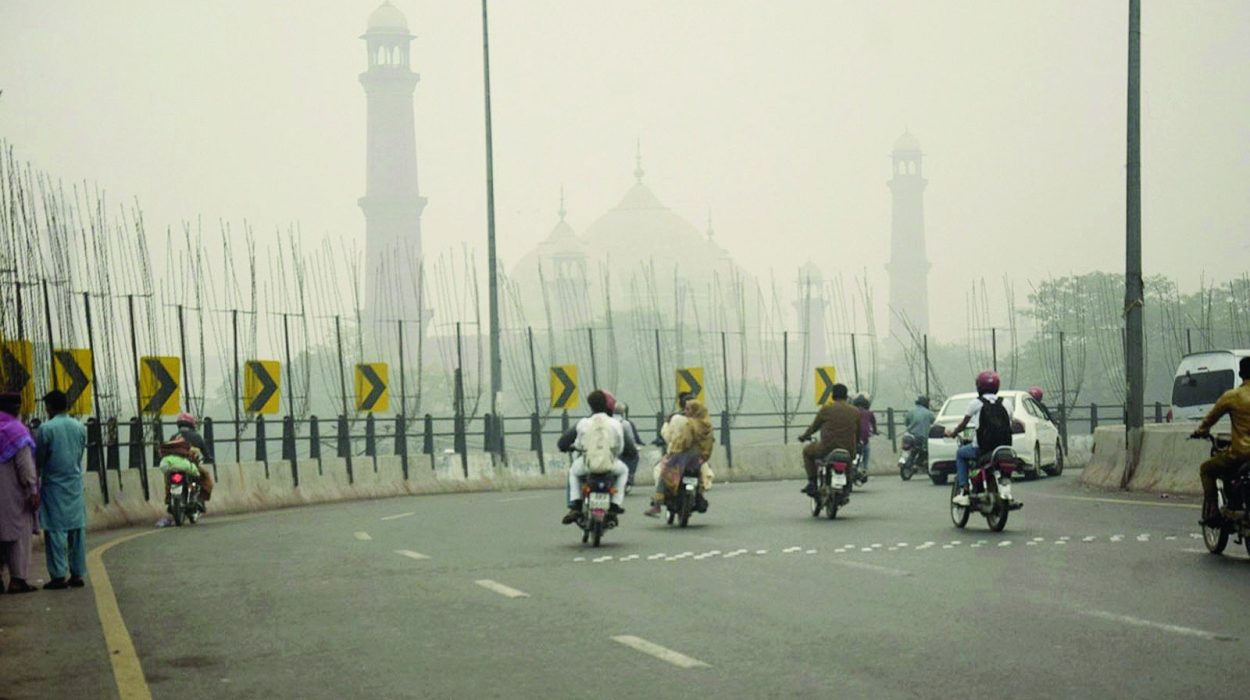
550;365;578;410
52;349;93;415
244;360;281;415
815;366;838;405
355;363;389;413
0;340;34;414
140;356;180;415
676;367;705;406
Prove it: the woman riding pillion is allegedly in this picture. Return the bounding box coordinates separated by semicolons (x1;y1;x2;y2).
559;390;632;525
645;400;715;517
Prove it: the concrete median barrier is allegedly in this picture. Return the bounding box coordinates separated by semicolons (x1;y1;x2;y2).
1078;424;1208;495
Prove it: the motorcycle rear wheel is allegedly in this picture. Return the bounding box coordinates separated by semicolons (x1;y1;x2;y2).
986;500;1009;532
679;492;692;528
810;490;823;517
950;482;970;528
592;520;603;547
900;461;914;481
1202;523;1228;554
826;494;838;520
171;498;185;527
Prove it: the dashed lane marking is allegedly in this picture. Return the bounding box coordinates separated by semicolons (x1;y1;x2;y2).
497;494;545;503
783;546;802;553
475;579;529;598
612;636;711;669
380;512;415;521
394;549;429;561
354;532;372;541
1079;609;1235;642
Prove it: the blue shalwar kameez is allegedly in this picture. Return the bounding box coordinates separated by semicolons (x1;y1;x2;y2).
36;413;88;580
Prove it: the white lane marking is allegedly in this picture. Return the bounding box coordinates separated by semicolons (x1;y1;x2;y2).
647;553;666;560
998;541;1012;547
1054;540;1067;545
970;544;982;548
834;560;910;577
722;552;741;559
1082;536;1097;542
897;543;910;548
497;494;545;503
1190;533;1203;539
574;557;586;562
755;550;767;555
475;580;529;598
394;549;429;560
1025;542;1037;546
620;555;640;562
1136;534;1150;542
942;545;954;549
1031;537;1044;542
1059;536;1071;541
674;552;694;559
1181;548;1208;554
380;512;415;521
1165;536;1178;541
354;532;372;541
593;556;613;563
871;543;882;548
783;546;802;553
1080;610;1235;642
861;548;873;552
708;550;722;556
950;541;962;546
612;635;710;669
693;553;714;560
805;549;817;555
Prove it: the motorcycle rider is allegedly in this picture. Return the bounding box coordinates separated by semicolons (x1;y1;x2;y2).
904;395;936;462
852;393;878;475
796;383;860;496
944;371;1014;506
174;412;214;503
559;390;631;525
616;402;645;489
652;392;695;450
158;436;201;501
1191;356;1250;527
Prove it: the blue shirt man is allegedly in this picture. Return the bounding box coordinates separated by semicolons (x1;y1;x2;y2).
36;390;88;589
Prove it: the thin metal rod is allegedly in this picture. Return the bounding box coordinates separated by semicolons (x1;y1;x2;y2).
42;279;57;391
177;304;189;409
782;330;789;444
127;295;141;417
232;308;240;463
850;332;860;390
654;328;664;412
83;293;101;419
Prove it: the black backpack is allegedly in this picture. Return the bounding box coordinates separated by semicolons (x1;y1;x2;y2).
976;397;1013;452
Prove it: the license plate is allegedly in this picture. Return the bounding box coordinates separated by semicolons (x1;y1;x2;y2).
999;482;1013;500
588;492;610;509
170;484;184;495
832;473;846;487
682;477;699;489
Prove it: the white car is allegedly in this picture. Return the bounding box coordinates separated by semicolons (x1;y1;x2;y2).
925;390;1065;485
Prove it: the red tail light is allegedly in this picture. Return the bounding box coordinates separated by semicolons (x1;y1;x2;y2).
832;462;848;474
170;472;184;484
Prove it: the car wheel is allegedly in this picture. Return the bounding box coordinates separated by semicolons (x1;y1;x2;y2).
1045;440;1064;477
930;473;948;486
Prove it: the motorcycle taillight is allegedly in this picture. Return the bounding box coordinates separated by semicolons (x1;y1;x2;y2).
832;462;848;474
996;461;1014;474
170;472;184;484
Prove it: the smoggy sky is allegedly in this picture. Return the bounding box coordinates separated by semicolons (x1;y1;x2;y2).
1;0;1247;339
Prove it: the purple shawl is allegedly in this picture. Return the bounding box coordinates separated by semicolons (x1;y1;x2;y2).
0;412;35;464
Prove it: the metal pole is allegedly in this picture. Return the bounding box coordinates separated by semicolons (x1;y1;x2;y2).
850;332;860;390
782;330;789;444
177;304;189;410
1059;330;1068;452
481;0;502;436
282;314;296;421
335;316;349;416
398;319;407;417
1123;0;1145;486
42;279;57;390
588;327;598;388
991;327;998;373
526;326;544;472
82;293;101;419
923;334;930;399
232;308;240;463
14;280;25;352
456;322;468;477
126;295;141;417
654;328;664;412
720;331;730;411
1186;328;1192;354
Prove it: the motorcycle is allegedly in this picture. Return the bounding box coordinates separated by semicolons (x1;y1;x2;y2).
810;448;853;519
1194;434;1250;556
661;463;704;528
165;469;204;527
950;435;1023;532
575;473;618;547
850;444;869;489
897;433;927;481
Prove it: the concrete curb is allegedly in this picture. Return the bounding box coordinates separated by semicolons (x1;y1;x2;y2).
1077;424;1206;496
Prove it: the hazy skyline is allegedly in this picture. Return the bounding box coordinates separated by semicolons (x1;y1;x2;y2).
2;0;1248;339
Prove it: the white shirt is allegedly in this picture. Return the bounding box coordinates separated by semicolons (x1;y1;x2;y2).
964;394;1014;429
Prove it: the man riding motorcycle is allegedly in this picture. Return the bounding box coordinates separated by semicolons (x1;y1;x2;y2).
944;371;1014;507
903;395;936;463
615;402;645;489
1192;356;1250;527
174;412;214;503
558;390;632;525
852;393;878;473
796;383;860;496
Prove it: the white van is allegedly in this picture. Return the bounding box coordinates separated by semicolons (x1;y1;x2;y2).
1170;350;1250;430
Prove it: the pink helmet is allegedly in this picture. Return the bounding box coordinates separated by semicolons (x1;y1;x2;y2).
176;412;198;428
601;390;617;416
1027;386;1044;402
975;371;1000;395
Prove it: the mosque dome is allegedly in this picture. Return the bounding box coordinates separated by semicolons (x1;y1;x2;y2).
367;2;410;33
893;130;922;153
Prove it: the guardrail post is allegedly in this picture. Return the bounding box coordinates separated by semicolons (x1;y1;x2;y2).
530;412;545;475
337;415;354;485
422;414;434;456
202;417;216;463
396;414;409;480
483;412;493;452
1154;401;1163;423
309;415;322;474
365;414;377;473
721;409;733;469
1059;402;1069;452
152;418;165;470
1089;403;1099;434
282;416;299;488
453;411;466;456
255;415;269;478
886;408;897;451
86;418;108;504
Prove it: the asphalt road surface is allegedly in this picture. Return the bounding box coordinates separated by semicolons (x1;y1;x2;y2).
3;468;1248;699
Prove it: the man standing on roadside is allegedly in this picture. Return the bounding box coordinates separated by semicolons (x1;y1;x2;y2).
35;391;88;590
0;392;39;593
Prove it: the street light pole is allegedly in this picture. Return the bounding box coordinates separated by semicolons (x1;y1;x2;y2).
481;0;502;449
1123;0;1145;486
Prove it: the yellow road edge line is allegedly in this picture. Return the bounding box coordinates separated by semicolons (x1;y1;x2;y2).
1032;493;1200;509
87;529;162;700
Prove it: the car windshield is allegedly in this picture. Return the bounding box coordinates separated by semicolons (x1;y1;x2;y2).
1172;369;1235;408
939;397;971;418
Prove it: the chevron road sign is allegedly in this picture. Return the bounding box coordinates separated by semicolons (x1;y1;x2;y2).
815;367;838;406
140;356;181;415
52;349;93;415
0;340;34;414
549;365;578;410
244;360;281;415
355;363;389;413
675;367;705;406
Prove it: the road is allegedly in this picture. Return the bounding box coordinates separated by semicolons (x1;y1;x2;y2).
3;468;1248;699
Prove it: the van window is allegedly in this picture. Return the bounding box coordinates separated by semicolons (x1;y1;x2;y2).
1172;370;1235;408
